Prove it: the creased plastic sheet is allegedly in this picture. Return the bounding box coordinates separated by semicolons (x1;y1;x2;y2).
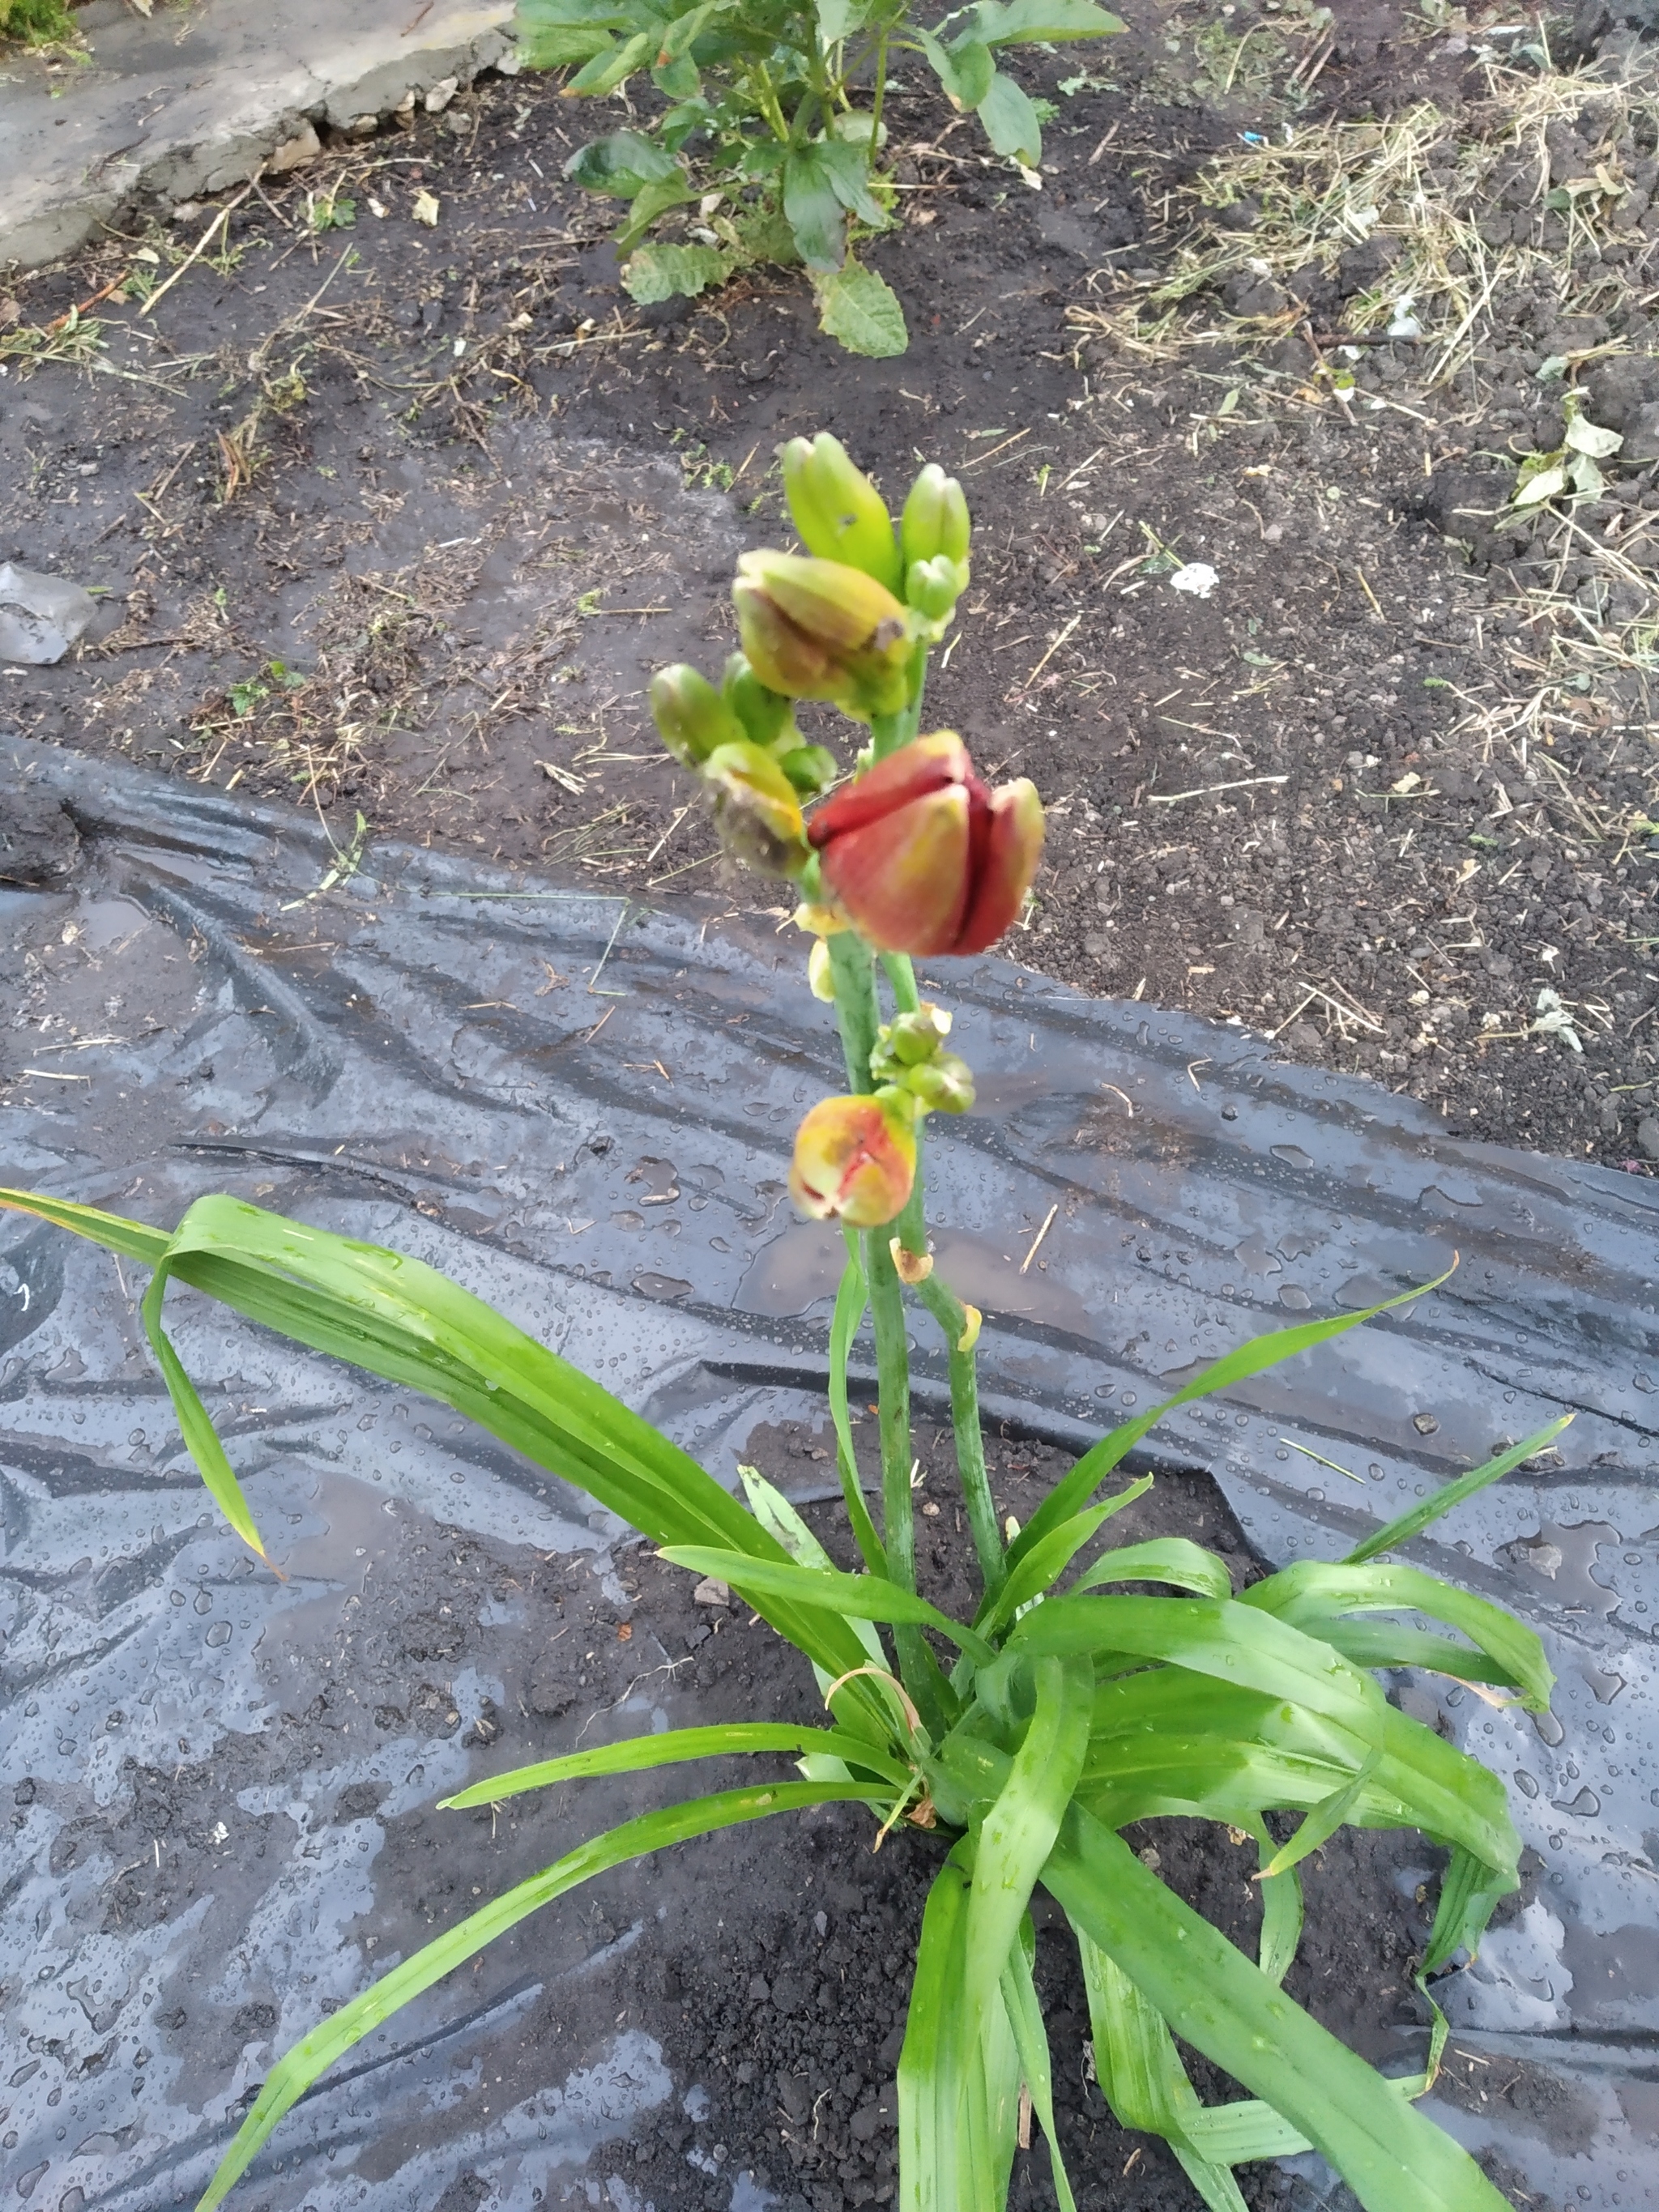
2;731;1657;2212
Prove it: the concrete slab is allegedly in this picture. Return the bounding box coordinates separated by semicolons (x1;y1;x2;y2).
0;0;518;273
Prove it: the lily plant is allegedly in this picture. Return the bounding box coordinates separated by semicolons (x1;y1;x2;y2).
0;434;1565;2212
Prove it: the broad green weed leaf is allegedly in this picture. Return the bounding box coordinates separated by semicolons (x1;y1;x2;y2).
919;28;995;107
784;145;846;271
975;70;1043;164
565;29;654;93
512;0;633;67
972;0;1127;39
615;173;697;249
814;261;908;356
622;241;729;300
565;128;680;196
818;136;887;225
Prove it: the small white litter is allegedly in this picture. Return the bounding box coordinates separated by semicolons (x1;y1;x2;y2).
1169;563;1218;599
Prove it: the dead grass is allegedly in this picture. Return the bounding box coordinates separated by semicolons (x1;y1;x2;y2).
1070;54;1659;390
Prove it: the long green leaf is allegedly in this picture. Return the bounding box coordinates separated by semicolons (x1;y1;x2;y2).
898;1849;1021;2212
828;1233;887;1572
1342;1416;1574;1564
961;1656;1091;2061
659;1547;998;1669
2;1191;884;1703
1010;1267;1455;1572
1046;1808;1516;2212
197;1780;885;2211
440;1722;911;1808
1005;1596;1389;1745
1072;1536;1232;1600
1242;1561;1553;1712
1077;1932;1256;2212
974;1479;1150;1635
1000;1922;1077;2212
1244;1813;1303;1988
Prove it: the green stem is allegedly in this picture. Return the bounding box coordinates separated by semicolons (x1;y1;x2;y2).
869;27;889;146
826;929;878;1089
915;1271;1003;1600
751;62;791;143
880;951;920;1013
864;1226;916;1599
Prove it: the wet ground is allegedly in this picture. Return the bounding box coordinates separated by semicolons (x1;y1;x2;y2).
2;0;1657;1171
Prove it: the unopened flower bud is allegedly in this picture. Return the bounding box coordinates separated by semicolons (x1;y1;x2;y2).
733;551;913;721
650;664;744;768
777;743;838;797
789;1093;916;1227
782;434;902;593
902;1053;975;1115
721;652;795;749
873;1002;953;1071
807;731;1045;957
905;554;968;625
901;463;970;575
703;740;808;877
957;1304;983;1354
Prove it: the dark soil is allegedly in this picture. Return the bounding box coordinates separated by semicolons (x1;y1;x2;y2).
45;1413;1537;2212
2;2;1657;1177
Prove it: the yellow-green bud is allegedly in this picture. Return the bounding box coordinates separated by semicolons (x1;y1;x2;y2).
650;664;744;768
901;463;970;575
722;651;795;749
902;1054;975;1115
781;433;902;593
872;1002;953;1074
905;554;967;624
778;743;838;797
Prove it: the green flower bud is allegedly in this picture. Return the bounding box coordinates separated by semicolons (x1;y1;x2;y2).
722;651;795;749
650;664;745;769
777;743;838;797
781;433;902;593
904;554;968;624
901;463;971;575
871;1002;953;1076
902;1053;975;1115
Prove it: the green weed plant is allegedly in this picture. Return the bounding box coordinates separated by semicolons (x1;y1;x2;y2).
513;0;1126;353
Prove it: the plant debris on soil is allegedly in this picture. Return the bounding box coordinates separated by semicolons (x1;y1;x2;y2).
4;2;1659;1174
